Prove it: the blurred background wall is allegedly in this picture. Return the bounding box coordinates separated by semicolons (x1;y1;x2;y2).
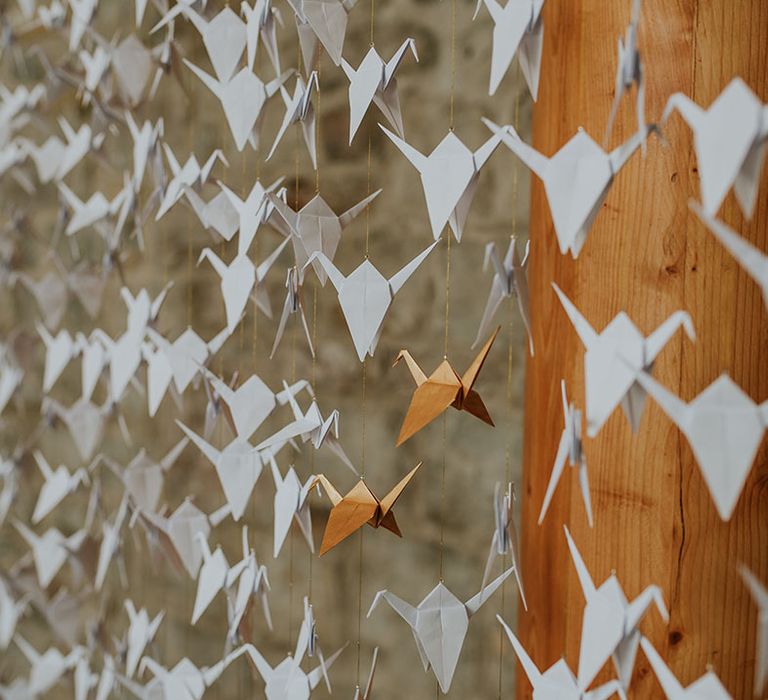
0;0;532;696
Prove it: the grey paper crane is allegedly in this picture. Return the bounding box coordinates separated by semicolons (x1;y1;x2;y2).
484;119;651;257
367;568;515;693
268;72;318;168
473;0;544;98
565;526;668;690
241;0;283;74
474;238;533;355
539;381;592;527
268;189;381;285
497;615;627;700
307;241;438;361
341;38;418;143
381;126;503;241
271;266;315;359
553;282;695;437
285;0;359;67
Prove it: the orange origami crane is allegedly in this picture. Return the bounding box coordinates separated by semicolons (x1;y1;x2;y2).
393;327;500;445
312;464;421;555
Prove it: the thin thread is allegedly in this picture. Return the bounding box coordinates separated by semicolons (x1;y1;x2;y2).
448;0;457;131
369;0;375;45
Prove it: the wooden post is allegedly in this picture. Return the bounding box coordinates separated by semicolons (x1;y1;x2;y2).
518;1;768;697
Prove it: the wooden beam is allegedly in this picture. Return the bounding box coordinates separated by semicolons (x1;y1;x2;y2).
518;1;768;697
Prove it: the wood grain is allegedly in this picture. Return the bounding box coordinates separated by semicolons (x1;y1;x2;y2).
517;1;768;697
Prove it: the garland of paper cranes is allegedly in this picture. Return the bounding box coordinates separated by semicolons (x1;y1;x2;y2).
0;0;766;697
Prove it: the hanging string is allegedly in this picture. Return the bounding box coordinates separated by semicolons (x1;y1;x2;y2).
497;69;522;700
448;0;457;131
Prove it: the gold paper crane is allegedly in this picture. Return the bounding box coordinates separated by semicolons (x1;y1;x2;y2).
393;327;500;445
312;464;421;555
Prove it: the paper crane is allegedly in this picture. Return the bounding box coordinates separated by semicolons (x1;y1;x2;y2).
0;361;21;416
227;526;273;635
553;283;695;437
663;77;767;219
155;144;228;220
95;495;130;590
154;5;247;81
199;237;289;335
241;0;283;74
565;526;668;689
58;182;127;237
484;119;651;257
218;177;284;255
125;113;164;191
68;0;97;50
306;241;438;361
238;614;346;699
185;187;241;241
474;238;533;355
741;566;768;697
353;647;380;700
640;638;732;699
14;636;83;697
31;450;90;524
268;72;318;167
177;421;264;522
635;370;768;521
43;397;109;462
14;521;87;589
272;267;317;360
381;126;502;241
481;482;526;609
268;190;381;285
691;202;768;310
21;117;103;183
138;500;231;579
497;615;627;700
269;459;315;557
393;327;499;445
137;650;245;700
473;0;544;98
312;465;420;554
368;569;514;693
191;533;242;625
38;324;78;393
285;0;358;66
604;0;644;146
539;381;592;526
124;600;164;678
341;38;418;143
184;60;290;151
13;269;68;330
73;656;99;700
0;578;27;649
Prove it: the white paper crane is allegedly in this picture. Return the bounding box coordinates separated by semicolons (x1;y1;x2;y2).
255;383;355;471
0;360;21;416
191;533;240;625
539;380;592;526
307;241;438;361
241;0;282;74
218;177;284;255
21;117;103;183
185;187;241;241
481;482;526;609
38;324;78;393
485;119;650;257
271;266;315;359
553;283;695;437
73;656;98;700
640;637;732;699
13;521;86;588
201;368;309;440
268;190;381;285
285;0;359;66
565;526;668;689
184;60;290;151
125;112;164;192
227;526;272;635
474;238;533;354
58;182;128;237
0;578;27;649
663;77;767;219
31;450;89;524
604;0;644;147
43;397;110;462
740;566;768;697
381;126;502;241
367;569;515;693
269;459;315;557
14;636;83;697
635;370;768;521
268;72;318;167
473;0;544;98
199;237;289;335
136;650;244;700
155;144;228;220
691;202;768;310
341;38;418;143
124;600;164;678
68;0;97;51
176;420;263;521
497;614;627;700
95;494;130;590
